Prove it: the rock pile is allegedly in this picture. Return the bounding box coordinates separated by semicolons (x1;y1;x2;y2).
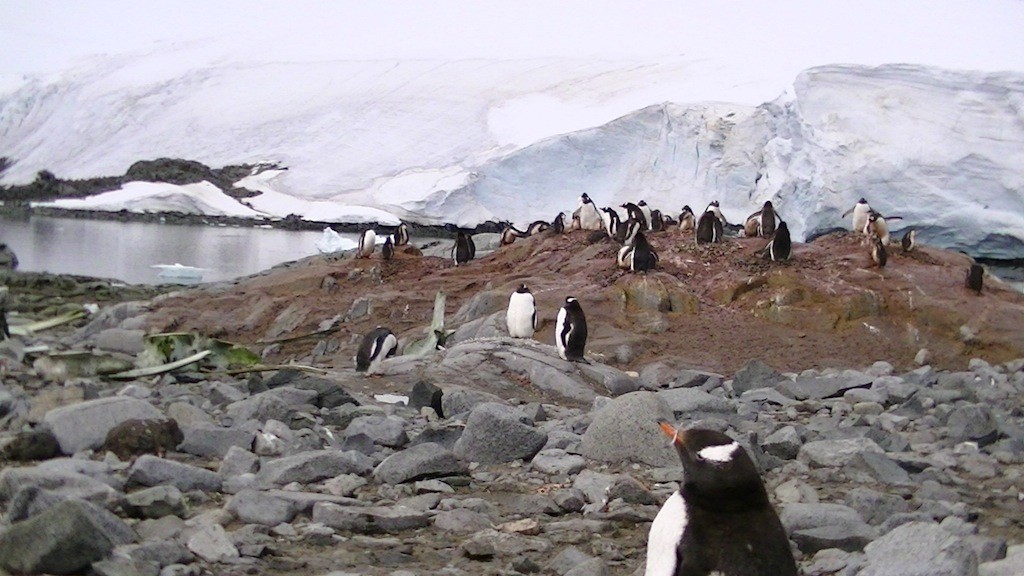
1;273;1024;576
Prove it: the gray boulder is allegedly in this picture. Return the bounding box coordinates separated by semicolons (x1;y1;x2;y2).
0;466;120;507
789;371;874;400
344;414;409;448
43;397;164;454
453;403;547;464
257;450;373;487
128;455;222;492
731;359;785;394
124;485;186;519
656;387;735;416
531;449;587;476
177;424;254;458
857;521;979;576
226;489;300;526
947;404;999;446
798;437;884;468
312;502;431;534
374;442;468;485
0;499;136;575
580;392;677;467
441;386;506;418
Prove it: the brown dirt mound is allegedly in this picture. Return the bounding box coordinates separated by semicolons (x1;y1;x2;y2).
143;229;1024;376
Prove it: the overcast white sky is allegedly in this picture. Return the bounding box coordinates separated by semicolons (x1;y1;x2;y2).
3;1;1024;77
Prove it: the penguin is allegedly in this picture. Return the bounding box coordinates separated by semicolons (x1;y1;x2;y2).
637;200;654;230
706;200;727;225
618;222;643;269
551;212;566;234
630;231;658;272
645;423;798;576
966;263;984;294
760;221;791;262
555;297;587;362
622;202;648;231
695;208;723;245
381;236;395;261
678;206;695;233
506;283;537;338
901;229;916;253
500;225;527;246
744;200;778;238
452;231;475;266
843;198;871;234
356;229;376;259
526;220;550;235
871;236;888;268
600;207;622;240
649;209;664;232
394;222;410;247
570;213;582;231
617;244;634;270
355;327;398;374
864;210;898;246
620;217;643;246
577;193;604;231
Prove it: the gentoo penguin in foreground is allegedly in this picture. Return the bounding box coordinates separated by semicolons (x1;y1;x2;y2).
506;283;537;338
355;327;398;373
744;200;778;238
381;236;395;261
500;225;527;246
760;221;791;262
551;212;566;234
864;210;900;246
966;263;984;294
394;222;410;246
555;297;587;362
695;205;723;245
645;423;798;576
452;232;475;266
843;198;871;233
871;236;888;268
678;206;695;233
622;202;648;231
901;229;916;253
577;193;604;231
600;207;622;240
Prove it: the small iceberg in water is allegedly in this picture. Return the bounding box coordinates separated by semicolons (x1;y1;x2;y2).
151;263;206;284
316;227;358;254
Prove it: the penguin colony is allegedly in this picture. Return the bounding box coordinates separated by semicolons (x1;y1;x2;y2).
333;192;986;574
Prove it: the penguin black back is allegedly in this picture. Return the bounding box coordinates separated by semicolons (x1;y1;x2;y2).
760;200;777;237
555;297;587;362
763;221;791;262
630;231;658;272
871;236;888;268
551;212;566;234
453;232;475;266
394;222;410;246
646;424;797;576
695;211;722;244
622;202;648;230
901;229;916;253
355;327;398;372
382;236;395;261
650;209;664;232
966;263;984;293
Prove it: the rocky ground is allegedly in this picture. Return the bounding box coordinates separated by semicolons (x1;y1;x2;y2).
1;226;1023;576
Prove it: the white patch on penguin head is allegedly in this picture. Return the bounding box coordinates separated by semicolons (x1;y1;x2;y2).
696;441;740;463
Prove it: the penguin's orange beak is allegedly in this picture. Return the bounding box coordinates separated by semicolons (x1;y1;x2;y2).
659;422;684;445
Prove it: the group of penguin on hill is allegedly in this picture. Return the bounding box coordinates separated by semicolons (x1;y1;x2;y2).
347;192;998;576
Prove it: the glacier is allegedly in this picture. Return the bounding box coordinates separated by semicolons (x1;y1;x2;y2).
2;58;1023;259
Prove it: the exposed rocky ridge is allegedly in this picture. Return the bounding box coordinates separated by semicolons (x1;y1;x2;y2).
0;227;1023;575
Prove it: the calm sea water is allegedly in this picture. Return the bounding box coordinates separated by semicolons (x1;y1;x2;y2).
0;215;356;285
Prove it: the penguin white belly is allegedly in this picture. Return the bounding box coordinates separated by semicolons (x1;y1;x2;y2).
367;333;397;374
555;307;570;359
506;293;536;338
852;206;869;233
580;204;603;231
645;491;687;576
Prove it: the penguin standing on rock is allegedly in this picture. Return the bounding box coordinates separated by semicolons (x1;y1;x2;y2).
629;231;659;272
638;200;654;230
645;423;798;576
394;223;410;247
966;263;984;294
901;229;916;253
744;200;778;238
577;193;604;231
551;212;566;234
381;236;395;261
678;206;695;233
760;221;791;262
843;198;871;234
695;205;723;245
355;327;398;374
871;236;888;268
452;232;475;266
506;283;537;338
356;229;376;259
555;297;587;362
